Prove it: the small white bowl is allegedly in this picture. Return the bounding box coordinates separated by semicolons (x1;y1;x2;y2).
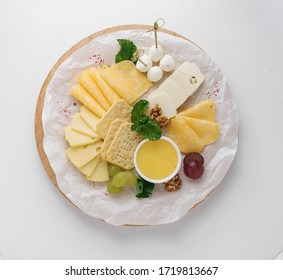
134;136;182;184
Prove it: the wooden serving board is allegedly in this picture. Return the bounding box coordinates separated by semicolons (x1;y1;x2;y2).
34;24;194;204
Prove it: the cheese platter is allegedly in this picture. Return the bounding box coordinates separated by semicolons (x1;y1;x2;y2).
35;23;238;226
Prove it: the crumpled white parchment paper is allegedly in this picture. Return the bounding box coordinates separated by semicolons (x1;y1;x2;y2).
42;29;239;226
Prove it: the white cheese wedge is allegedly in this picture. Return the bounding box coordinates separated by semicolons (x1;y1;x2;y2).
71;112;97;137
174;62;205;98
150;80;186;108
148;91;177;119
87;158;109;182
78;155;101;176
66;141;103;168
79;106;100;132
147;62;205;118
64;127;99;147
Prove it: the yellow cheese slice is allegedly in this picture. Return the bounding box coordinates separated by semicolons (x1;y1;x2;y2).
78;155;101;176
100;118;126;160
79;105;100;132
100;61;153;104
87;158;109;182
78;69;111;111
178;99;216;121
89;67;121;105
70;84;106;117
64;127;99;147
179;116;219;145
167;116;204;153
71;112;97;137
96;99;131;139
66;141;102;168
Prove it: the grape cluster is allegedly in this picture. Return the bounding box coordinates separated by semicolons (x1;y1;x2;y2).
107;164;138;194
183;152;204;180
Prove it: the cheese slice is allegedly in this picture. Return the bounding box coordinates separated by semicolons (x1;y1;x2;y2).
87;158;109;182
147;61;204;119
175;62;205;98
70;84;106;117
89;67;121;105
79;106;100;132
64;127;99;147
178;99;216;121
148;91;177;119
66;141;103;168
100;61;153;104
71;112;97;137
167;116;204;153
180;116;219;145
78;69;111;111
150;80;187;108
78;155;101;176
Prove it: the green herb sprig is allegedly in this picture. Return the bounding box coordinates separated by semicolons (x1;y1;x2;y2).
115;39;138;64
131;100;162;141
136;177;155;198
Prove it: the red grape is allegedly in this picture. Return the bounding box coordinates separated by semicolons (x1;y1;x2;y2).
183;161;204;179
183;152;204;165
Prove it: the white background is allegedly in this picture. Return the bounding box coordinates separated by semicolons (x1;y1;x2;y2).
0;0;282;260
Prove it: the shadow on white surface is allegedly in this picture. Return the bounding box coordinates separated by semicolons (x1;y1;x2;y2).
274;250;283;260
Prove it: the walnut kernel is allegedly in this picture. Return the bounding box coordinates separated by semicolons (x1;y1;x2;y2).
164;174;182;192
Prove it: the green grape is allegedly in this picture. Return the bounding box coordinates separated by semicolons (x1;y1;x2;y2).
125;171;138;187
107;181;122;194
112;172;128;187
108;164;122;178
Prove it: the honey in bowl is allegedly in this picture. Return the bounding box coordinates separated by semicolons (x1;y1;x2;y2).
134;136;181;183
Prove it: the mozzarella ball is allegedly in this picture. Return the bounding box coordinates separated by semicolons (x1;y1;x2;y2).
147;66;163;82
149;45;164;62
136;54;152;72
159;54;176;72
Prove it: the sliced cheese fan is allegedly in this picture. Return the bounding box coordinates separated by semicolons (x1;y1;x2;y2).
64;127;99;147
78;69;111;111
66;140;103;168
178;99;216;121
71;112;97;137
100;61;153;105
167;116;204;153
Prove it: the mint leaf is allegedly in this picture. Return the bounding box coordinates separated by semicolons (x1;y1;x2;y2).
136;177;155;198
115;39;138;64
131;99;162;141
135;116;162;141
131;99;149;124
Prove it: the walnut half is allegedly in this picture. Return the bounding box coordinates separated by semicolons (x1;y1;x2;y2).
150;104;170;128
164;174;182;192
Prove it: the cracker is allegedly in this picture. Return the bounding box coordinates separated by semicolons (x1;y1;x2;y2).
106;122;143;170
100;118;126;160
96;99;131;139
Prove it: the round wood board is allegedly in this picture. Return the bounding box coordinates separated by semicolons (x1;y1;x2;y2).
34;24;197;203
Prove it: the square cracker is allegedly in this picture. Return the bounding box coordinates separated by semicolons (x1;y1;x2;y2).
100;118;126;160
106;122;143;170
95;99;131;139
